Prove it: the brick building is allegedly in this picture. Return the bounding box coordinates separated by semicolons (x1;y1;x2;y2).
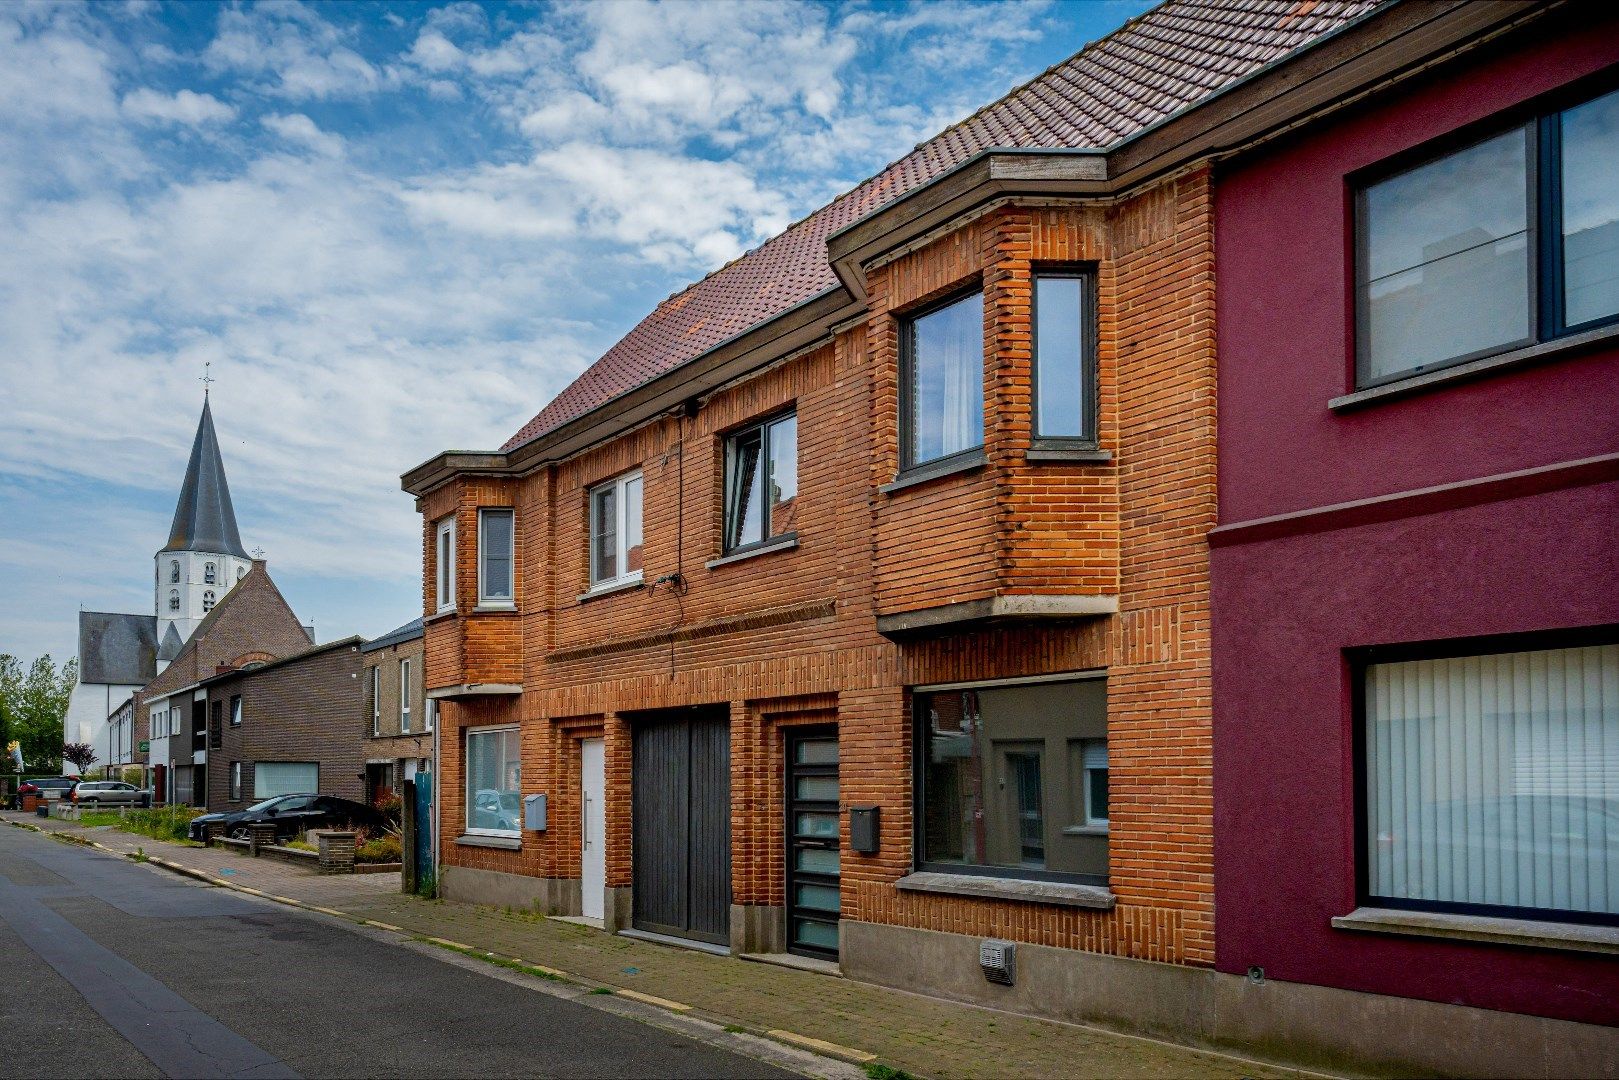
135;558;315;806
359;618;432;803
201;637;368;812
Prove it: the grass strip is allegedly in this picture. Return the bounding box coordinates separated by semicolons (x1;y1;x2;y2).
417;937;569;984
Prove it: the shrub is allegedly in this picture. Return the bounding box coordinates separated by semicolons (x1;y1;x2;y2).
356;835;401;864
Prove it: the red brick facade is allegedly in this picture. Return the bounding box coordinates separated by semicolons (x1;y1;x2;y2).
417;173;1217;967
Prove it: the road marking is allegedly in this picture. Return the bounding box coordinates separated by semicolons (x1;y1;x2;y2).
766;1029;877;1063
426;935;475;951
364;920;405;932
616;989;693;1012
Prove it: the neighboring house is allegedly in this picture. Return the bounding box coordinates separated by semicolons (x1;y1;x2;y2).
73;612;155;773
105;696;136;778
135;558;314;806
1209;1;1619;1068
203;637;367;812
360;618;431;803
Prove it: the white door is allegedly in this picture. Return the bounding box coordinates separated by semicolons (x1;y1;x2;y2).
580;738;606;922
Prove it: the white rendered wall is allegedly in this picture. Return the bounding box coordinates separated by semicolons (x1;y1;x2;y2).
156;550;251;646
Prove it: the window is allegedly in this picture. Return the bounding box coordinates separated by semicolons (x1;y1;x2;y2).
229;761;241;801
478;508;515;605
1361;637;1619;923
588;470;643;588
204;562;216;585
168;590;180;612
901;291;984;469
229;695;242;727
915;677;1108;883
209;701;222;750
1356;84;1619;387
723;411;797;553
435;516;456;613
169;708;180;738
254;762;318;799
1033;271;1097;443
424;697;435;733
202;590;215;612
466;726;521;836
399;659;412;734
170;560;180;583
237;566;246;582
369;666;380;737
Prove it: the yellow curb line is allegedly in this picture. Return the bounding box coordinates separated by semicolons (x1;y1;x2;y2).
514;959;569;978
425;936;476;951
311;906;348;917
616;989;693;1012
766;1029;877;1064
364;920;405;932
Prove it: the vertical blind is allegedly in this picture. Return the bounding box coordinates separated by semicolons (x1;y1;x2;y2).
254;761;318;799
1365;643;1619;917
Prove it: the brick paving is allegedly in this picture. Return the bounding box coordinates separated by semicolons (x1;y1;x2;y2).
6;810;1313;1079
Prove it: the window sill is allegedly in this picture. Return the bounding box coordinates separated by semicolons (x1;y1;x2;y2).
1027;448;1112;464
454;833;521;851
1330;321;1619;412
706;534;799;569
879;449;986;494
1061;824;1109;837
578;575;644;603
1331;906;1619;956
895;871;1115;910
472;603;519;614
424;609;457;625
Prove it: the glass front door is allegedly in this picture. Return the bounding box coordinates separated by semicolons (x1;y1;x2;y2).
786;727;839;960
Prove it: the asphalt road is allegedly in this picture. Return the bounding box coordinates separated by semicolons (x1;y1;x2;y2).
0;826;796;1079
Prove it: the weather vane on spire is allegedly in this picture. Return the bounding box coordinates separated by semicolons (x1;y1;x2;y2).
201;361;215;399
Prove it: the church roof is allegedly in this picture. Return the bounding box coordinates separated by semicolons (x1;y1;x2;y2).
77;611;156;686
164;397;249;559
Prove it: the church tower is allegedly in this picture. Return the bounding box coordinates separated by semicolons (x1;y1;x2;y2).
155;395;252;660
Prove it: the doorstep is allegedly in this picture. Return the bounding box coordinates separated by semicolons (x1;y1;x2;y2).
740;952;842;978
617;927;730;956
550;915;604;930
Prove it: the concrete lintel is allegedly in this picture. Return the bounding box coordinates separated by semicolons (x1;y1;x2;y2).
1331;906;1619;956
427;683;523;700
877;594;1118;638
895;871;1115;910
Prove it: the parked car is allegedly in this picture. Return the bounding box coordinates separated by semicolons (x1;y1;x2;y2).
14;777;78;807
71;781;152;808
471;788;519;832
187;793;386;842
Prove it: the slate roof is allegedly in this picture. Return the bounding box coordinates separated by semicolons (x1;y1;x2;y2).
156;623;184;663
502;0;1382;452
165;397;249;559
76;611;157;686
361;617;425;654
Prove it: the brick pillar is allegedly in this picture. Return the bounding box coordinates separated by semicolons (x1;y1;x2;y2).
205;820;225;847
317;831;356;874
249;822;278;855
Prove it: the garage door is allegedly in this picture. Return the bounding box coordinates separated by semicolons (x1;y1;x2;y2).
631;709;730;945
254;762;318;799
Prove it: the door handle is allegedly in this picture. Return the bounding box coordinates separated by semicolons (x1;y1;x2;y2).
582;793;591;851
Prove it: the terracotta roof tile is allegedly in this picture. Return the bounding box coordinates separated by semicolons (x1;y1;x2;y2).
501;0;1381;452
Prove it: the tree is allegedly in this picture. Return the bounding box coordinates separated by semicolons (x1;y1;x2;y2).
63;742;98;774
0;654;77;773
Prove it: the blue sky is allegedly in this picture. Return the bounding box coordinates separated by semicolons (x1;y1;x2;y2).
0;0;1151;665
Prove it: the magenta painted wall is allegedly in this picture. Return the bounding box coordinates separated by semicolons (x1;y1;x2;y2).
1212;10;1619;1028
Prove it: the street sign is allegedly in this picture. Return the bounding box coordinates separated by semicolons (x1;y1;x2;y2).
138;740;149;752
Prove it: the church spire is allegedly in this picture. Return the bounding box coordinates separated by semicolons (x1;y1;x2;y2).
164;396;248;559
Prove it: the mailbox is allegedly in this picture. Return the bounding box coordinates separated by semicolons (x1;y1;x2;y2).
849;806;880;854
523;793;547;832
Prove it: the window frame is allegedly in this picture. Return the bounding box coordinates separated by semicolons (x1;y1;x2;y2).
910;676;1109;887
369;666;380;737
898;287;986;474
477;507;516;608
586;469;644;590
464;723;522;838
229;761;242;802
424;697;435;733
229;695;242;727
1030;267;1101;448
721;409;798;556
434;515;456;614
1350;624;1619;929
399;659;411;734
1352;79;1619;390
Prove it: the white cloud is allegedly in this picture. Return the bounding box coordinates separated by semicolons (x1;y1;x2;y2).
261;112;344;157
202;2;391;99
122;87;236;125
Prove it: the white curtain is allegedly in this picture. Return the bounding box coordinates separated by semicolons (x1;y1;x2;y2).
1366;643;1619;916
254;761;318;799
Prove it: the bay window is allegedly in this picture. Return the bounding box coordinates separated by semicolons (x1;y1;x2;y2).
466;725;521;836
1361;637;1619;922
916;676;1108;883
588;470;643;588
478;508;515;606
901;291;984;469
723;411;798;553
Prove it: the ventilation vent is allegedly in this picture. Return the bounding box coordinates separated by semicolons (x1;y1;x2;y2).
979;939;1016;985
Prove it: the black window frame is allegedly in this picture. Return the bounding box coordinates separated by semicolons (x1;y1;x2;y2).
911;683;1109;888
1030;265;1100;449
1350;624;1619;929
898;286;986;474
229;694;242;727
721;408;799;557
1353;76;1619;390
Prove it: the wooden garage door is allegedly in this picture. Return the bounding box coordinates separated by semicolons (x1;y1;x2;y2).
632;710;731;945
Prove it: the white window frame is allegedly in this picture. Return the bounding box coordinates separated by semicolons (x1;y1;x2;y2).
370;666;380;737
465;724;521;838
435;515;456;614
424;697;435;733
229;761;241;801
587;470;643;590
1079;738;1109;830
400;659;412;734
477;507;516;608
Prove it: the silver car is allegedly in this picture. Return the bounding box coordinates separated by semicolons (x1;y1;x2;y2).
72;781;152;808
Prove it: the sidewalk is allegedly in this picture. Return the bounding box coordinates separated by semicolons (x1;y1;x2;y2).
5;811;1314;1080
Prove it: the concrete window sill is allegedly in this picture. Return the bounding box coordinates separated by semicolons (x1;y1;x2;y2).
1061;824;1109;837
472;604;518;615
1027;447;1113;464
1331;906;1619;956
895;871;1115;910
577;575;644;603
423;609;456;625
879;449;986;494
454;834;521;851
706;534;798;570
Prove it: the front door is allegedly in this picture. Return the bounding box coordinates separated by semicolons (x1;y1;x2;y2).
786;728;840;959
580;738;605;922
631;709;730;945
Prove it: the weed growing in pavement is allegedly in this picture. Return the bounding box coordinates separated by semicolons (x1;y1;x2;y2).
723;1025;746;1034
862;1065;916;1080
131;847;148;863
587;987;613;995
419;938;567;983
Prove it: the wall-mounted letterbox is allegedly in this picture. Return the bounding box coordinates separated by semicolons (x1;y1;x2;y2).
524;793;547;831
849;806;880;854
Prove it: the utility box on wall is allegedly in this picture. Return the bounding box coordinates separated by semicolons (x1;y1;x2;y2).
849;806;880;853
523;793;547;832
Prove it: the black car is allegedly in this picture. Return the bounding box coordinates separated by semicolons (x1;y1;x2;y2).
187;793;385;842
